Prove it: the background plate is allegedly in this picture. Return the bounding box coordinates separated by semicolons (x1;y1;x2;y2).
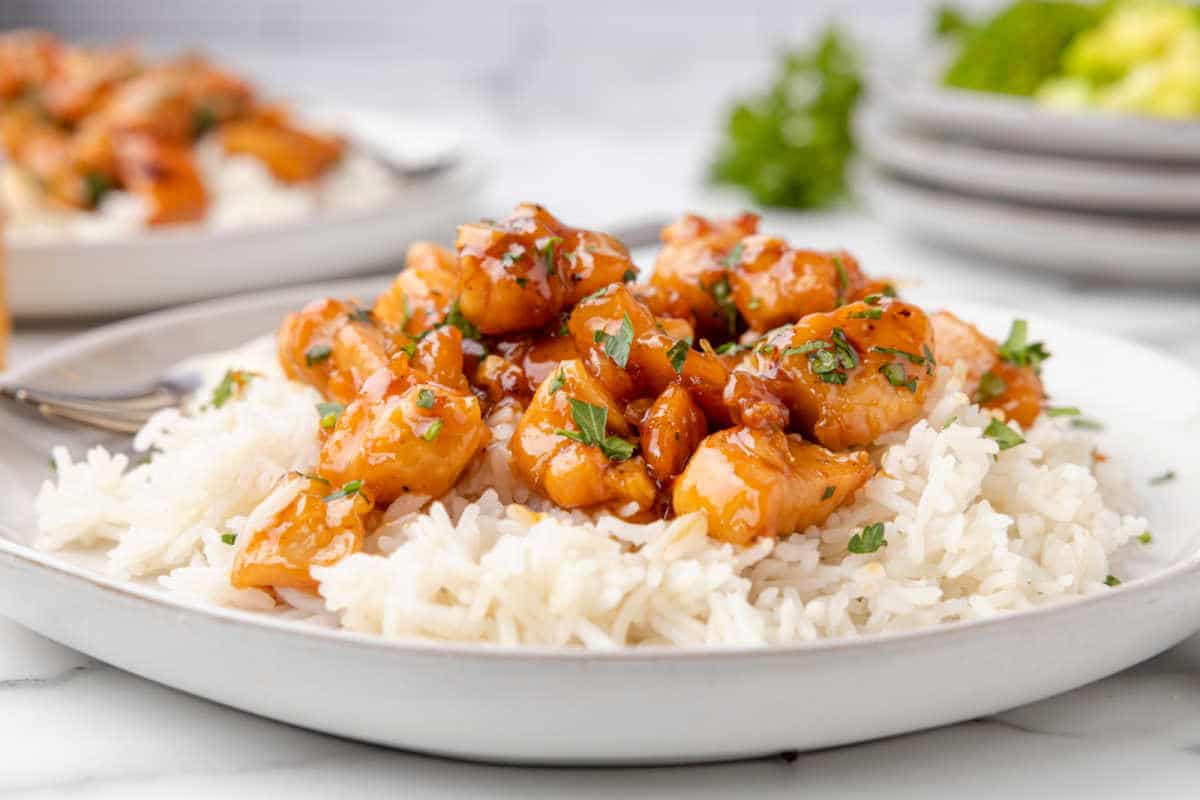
1;280;1199;764
855;163;1200;284
6;109;484;319
856;106;1200;214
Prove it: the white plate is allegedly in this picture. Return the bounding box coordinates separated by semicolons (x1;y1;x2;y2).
856;164;1200;283
856;106;1200;214
1;280;1199;764
876;53;1200;162
5;109;485;319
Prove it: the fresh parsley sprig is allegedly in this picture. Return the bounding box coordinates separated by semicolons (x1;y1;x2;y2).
555;399;636;462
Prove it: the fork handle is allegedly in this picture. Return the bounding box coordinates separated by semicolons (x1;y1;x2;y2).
0;384;180;434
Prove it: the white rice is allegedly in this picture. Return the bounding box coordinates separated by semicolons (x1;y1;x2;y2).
2;137;396;246
34;338;1149;648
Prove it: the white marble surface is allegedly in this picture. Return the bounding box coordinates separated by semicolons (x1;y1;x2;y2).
6;39;1200;793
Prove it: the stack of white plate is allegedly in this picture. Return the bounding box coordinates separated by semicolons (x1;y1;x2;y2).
856;70;1200;284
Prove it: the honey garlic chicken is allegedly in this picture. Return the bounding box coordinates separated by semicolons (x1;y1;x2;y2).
238;204;1060;593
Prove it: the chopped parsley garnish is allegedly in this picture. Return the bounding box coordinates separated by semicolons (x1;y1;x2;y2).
500;246;524;267
581;285;611;303
922;344;936;375
667;337;693;374
622;268;637;283
515;277;528;288
1046;406;1081;417
558;320;570;337
548;370;566;395
593;313;634;369
806;327;858;384
442;300;481;341
323;479;364;503
192;105;218;137
316;401;345;430
983;418;1024;450
1070;418;1104;431
539;236;562;276
83;171;113;208
416;388;436;409
833;254;850;306
305;344;332;367
1149;470;1176;486
347;306;374;324
863;294;882;306
757;343;777;355
975;370;1007;403
784;340;829;357
701;276;739;335
847;522;886;554
716;341;748;355
299;472;331;485
421;419;444;441
941;415;958;430
748;297;762;311
870;345;924;365
220;532;237;546
394;340;417;358
211;370;256;409
554;398;636;462
1138;532;1153;544
849;308;881;320
821;485;835;500
879;362;916;393
721;242;745;268
998;319;1049;372
882;284;897;297
1104;575;1121;587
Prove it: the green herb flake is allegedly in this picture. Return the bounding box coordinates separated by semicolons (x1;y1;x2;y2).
554;398;636;462
416;388;436;409
998;319;1049;372
821;485;835;500
211;369;257;409
548;370;566;395
922;344;936;375
716;341;747;355
847;522;886;554
975;370;1008;403
220;532;237;546
1149;470;1177;486
667;337;693;375
593;313;635;369
748;297;762;311
1138;532;1153;545
1071;418;1104;431
421;419;444;442
316;401;345;430
870;345;924;365
83;171;113;208
702;276;739;335
833;254;850;306
442;300;482;341
941;415;958;431
323;479;364;503
721;242;745;268
539;236;562;276
863;294;882;306
347;306;374;324
1104;574;1121;587
1046;406;1082;417
983;418;1024;450
622;268;637;283
500;246;524;267
849;308;882;320
515;277;528;288
192;105;218;137
879;362;915;391
305;343;332;367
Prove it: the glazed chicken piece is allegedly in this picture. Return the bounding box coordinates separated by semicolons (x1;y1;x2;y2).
0;30;60;100
650;212;759;336
931;312;1044;428
567;283;731;423
729;238;870;332
510;359;656;512
278;298;357;396
113;133;208;224
673;426;874;545
230;473;370;593
474;334;581;404
221;106;344;183
455;203;637;336
372;242;460;336
40;44;140;123
320;365;489;504
410;324;471;393
639;384;708;483
741;298;935;451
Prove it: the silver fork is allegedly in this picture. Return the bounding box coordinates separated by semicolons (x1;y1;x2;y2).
0;217;669;434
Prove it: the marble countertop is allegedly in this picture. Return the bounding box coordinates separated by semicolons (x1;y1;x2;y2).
6;121;1200;796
